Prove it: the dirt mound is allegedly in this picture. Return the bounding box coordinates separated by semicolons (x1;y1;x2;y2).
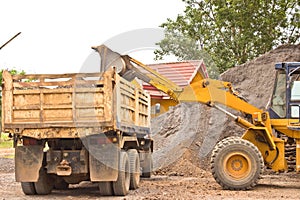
152;44;300;176
221;44;300;108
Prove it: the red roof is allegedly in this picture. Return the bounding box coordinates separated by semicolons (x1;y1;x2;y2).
142;60;208;99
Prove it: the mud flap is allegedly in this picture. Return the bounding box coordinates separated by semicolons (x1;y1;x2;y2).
15;145;44;182
89;143;118;182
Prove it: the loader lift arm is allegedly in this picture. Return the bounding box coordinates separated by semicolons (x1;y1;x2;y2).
93;45;290;190
93;45;276;148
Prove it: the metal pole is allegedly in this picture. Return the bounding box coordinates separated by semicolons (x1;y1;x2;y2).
0;32;21;50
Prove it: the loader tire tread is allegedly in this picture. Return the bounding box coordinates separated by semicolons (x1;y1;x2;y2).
211;137;264;190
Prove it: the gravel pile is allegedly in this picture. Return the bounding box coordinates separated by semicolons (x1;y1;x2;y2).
152;44;300;175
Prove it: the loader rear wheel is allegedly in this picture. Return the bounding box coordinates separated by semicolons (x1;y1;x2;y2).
128;149;140;189
113;151;130;196
99;181;113;196
211;137;264;190
21;182;36;195
34;168;54;195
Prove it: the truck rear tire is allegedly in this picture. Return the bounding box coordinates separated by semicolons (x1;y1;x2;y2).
54;177;69;190
21;182;36;195
99;181;113;196
34;168;54;195
127;149;140;189
211;137;264;190
113;151;130;196
141;152;152;178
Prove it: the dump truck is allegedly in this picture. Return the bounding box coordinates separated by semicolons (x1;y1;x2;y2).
93;45;300;190
1;68;153;196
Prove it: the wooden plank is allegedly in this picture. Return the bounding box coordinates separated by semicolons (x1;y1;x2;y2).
43;93;72;105
74;88;104;93
13;87;103;94
12;72;106;81
120;105;135;112
2;71;14;125
13;89;41;94
13;106;40;110
43;105;73;109
40;91;44;123
13;80;73;87
43;109;73;122
13;78;104;88
135;89;139;126
102;71;113;123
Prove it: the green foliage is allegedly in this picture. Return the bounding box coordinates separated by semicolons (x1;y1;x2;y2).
0;133;13;149
0;69;25;85
155;0;300;74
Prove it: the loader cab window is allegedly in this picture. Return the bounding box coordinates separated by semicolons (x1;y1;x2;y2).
271;71;286;118
289;70;300;118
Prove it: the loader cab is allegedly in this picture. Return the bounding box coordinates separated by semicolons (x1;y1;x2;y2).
269;62;300;119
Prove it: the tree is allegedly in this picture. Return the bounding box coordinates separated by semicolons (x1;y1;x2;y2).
155;0;300;74
0;69;25;84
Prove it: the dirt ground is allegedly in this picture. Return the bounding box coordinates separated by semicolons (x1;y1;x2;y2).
0;151;299;200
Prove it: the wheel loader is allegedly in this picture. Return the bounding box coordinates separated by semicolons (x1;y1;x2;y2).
93;45;300;190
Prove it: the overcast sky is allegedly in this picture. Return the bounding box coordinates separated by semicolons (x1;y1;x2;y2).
0;0;185;74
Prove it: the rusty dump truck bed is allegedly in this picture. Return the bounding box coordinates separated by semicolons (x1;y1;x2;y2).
2;69;151;139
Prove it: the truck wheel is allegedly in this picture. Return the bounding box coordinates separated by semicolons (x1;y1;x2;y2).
54;178;69;190
99;181;113;196
113;151;130;196
141;152;152;178
127;149;140;189
211;137;264;190
34;168;54;195
21;182;36;195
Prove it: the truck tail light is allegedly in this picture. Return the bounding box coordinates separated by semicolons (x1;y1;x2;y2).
23;138;38;146
96;137;118;144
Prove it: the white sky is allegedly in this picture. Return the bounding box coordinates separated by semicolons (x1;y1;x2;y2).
0;0;185;74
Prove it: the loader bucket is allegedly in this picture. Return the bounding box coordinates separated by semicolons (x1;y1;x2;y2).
92;45;126;73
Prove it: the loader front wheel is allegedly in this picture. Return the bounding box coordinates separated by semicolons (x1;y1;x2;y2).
112;151;130;196
21;182;36;195
211;137;264;190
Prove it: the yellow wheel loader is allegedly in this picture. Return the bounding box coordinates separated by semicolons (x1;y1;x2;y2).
93;45;300;190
